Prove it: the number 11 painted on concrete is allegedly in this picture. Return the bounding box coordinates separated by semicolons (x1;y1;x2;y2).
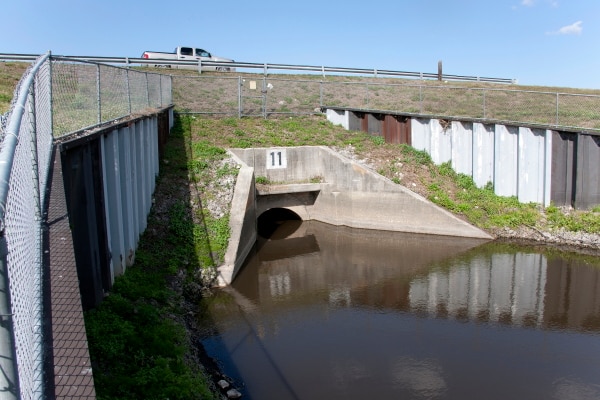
266;148;287;169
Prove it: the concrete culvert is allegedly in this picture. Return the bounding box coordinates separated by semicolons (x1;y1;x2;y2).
257;208;302;239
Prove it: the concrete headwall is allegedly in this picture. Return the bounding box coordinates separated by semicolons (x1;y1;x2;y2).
218;156;257;286
219;146;492;285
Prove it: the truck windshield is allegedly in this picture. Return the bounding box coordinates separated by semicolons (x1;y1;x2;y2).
196;49;211;57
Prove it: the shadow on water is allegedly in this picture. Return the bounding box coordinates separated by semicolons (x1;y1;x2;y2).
202;218;600;400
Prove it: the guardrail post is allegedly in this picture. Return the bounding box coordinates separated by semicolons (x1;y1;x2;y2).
198;59;202;75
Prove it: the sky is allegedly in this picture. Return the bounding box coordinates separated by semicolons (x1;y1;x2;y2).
2;0;599;89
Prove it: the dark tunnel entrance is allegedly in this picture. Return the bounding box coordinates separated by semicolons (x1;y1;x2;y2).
257;208;302;239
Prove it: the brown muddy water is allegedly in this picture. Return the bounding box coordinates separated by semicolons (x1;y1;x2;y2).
202;220;600;400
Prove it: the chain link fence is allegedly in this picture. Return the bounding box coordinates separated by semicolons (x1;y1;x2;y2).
0;53;52;400
173;75;600;131
51;57;172;136
0;54;172;399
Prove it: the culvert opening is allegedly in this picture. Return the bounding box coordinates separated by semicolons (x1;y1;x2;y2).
257;208;302;239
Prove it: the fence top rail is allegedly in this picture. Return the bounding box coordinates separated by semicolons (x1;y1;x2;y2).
49;55;171;78
0;53;516;84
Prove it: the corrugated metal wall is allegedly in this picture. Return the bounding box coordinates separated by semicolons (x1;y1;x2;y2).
61;140;110;310
551;131;576;207
383;115;411;144
575;134;600;209
59;108;170;309
327;108;600;209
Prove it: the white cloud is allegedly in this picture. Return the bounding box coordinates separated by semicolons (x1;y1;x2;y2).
519;0;558;7
550;21;583;35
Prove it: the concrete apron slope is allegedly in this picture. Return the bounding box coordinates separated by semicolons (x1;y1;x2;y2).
217;146;491;286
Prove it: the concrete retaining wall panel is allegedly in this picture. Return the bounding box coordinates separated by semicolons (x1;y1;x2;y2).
494;124;519;197
101;130;126;280
430;119;452;165
100;117;160;282
451;121;473;177
118;126;136;270
411;118;431;153
473;123;495;188
544;130;553;206
517;127;547;204
326;109;348;129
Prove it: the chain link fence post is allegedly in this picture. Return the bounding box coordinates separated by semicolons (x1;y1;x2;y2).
0;234;19;400
96;64;101;124
556;93;560;126
238;76;242;118
126;69;132;114
146;73;150;108
28;81;45;400
483;89;487;119
262;77;267;119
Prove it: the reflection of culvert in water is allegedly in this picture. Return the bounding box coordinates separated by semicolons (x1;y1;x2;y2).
257;208;302;239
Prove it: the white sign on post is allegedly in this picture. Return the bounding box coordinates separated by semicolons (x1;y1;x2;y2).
266;148;287;169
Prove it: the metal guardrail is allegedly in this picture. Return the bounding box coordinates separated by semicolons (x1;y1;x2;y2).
0;53;517;84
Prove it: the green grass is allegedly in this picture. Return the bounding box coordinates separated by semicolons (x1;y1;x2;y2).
85;233;219;400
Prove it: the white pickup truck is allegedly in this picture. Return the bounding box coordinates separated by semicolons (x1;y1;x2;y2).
141;46;235;71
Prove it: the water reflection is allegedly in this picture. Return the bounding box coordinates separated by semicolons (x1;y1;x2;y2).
235;221;600;333
409;254;600;332
204;221;600;399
